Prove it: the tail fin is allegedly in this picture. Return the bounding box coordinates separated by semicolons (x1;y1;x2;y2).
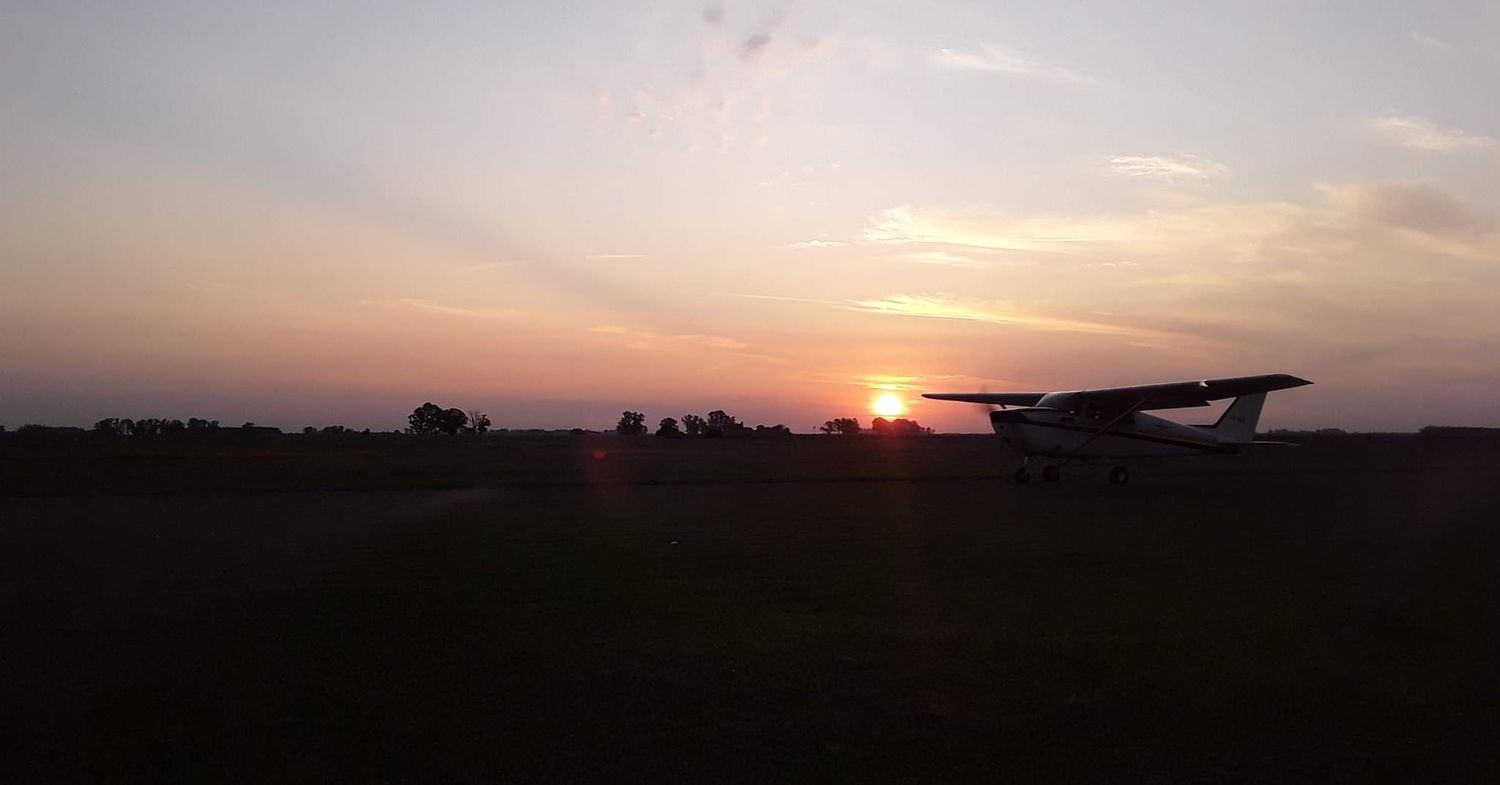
1208;392;1266;443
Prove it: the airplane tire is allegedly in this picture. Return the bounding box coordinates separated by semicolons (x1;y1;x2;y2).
1014;467;1031;485
1042;465;1061;482
1109;466;1129;485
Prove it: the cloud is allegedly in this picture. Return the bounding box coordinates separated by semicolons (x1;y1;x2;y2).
1323;181;1496;261
1348;182;1491;237
1106;154;1229;183
673;333;749;349
590;325;748;351
785;239;848;248
930;44;1093;84
863;182;1497;264
859;195;1364;265
584;253;645;261
898;250;993;268
593;6;831;152
1372;114;1494;152
740;33;772;62
734;182;1499;395
843;294;1153;337
1410;31;1450;49
462;259;530;271
361;298;518;320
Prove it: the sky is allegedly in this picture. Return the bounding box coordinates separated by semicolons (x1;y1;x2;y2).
3;1;1499;432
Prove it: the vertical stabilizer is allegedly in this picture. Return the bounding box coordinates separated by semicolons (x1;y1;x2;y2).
1209;392;1266;443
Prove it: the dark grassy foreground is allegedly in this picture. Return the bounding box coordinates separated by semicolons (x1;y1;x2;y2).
3;434;1499;783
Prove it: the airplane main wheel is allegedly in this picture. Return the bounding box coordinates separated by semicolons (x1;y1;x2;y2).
1014;467;1031;485
1109;466;1129;485
1042;465;1061;482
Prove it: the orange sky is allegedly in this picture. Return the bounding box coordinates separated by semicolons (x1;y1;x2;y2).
4;3;1500;432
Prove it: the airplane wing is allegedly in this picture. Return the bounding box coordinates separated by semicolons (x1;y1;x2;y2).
920;392;1047;406
922;374;1311;411
1071;374;1312;410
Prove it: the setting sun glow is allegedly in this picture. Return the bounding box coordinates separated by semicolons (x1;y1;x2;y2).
873;393;906;418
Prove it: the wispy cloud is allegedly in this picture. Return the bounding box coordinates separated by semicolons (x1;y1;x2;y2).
785;239;848;249
360;298;519;320
1410;31;1450;49
1106;154;1229;183
844;294;1152;337
462;259;530;271
590;325;748;351
584;253;645;261
898;250;994;268
930;44;1093;84
1324;181;1496;261
1372;114;1494;152
740;33;772;62
862;182;1497;264
860;206;1122;251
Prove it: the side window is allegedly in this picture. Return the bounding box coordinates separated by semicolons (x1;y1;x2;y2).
1086;405;1133;423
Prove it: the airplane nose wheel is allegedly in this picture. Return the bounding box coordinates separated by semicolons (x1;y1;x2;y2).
1013;467;1031;484
1109;465;1129;485
1042;465;1061;483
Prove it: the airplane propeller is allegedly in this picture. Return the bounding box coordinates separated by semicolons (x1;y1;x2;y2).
974;383;1011;447
971;383;1003;416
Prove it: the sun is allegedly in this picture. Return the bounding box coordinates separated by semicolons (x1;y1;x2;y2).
872;392;906;417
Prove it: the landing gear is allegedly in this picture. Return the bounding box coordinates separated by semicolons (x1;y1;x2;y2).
1013;466;1031;485
1042;464;1061;483
1109;465;1130;485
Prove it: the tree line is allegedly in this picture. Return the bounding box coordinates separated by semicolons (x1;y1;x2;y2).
818;417;933;436
4;404;933;440
405;402;491;435
616;410;793;438
615;411;933;437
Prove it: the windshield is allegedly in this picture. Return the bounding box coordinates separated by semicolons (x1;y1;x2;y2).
1037;392;1083;414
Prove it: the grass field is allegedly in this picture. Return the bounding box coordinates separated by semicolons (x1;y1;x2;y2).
3;434;1498;782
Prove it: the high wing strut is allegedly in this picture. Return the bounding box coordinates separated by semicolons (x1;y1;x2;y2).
1059;398;1147;466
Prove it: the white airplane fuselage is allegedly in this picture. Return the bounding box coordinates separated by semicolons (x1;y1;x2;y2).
991;407;1234;459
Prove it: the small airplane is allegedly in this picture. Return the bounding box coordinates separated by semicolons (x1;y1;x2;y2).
922;373;1312;484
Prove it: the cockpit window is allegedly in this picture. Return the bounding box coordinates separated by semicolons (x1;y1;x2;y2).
1037;392;1082;414
1085;403;1135;423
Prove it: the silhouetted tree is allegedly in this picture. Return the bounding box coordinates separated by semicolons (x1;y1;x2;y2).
93;418;127;437
704;409;750;437
681;414;705;437
657;417;683;437
466;411;491;435
875;417;933;436
303;426;317;435
616;411;647;436
822;417;861;435
408;403;469;435
753;424;792;437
